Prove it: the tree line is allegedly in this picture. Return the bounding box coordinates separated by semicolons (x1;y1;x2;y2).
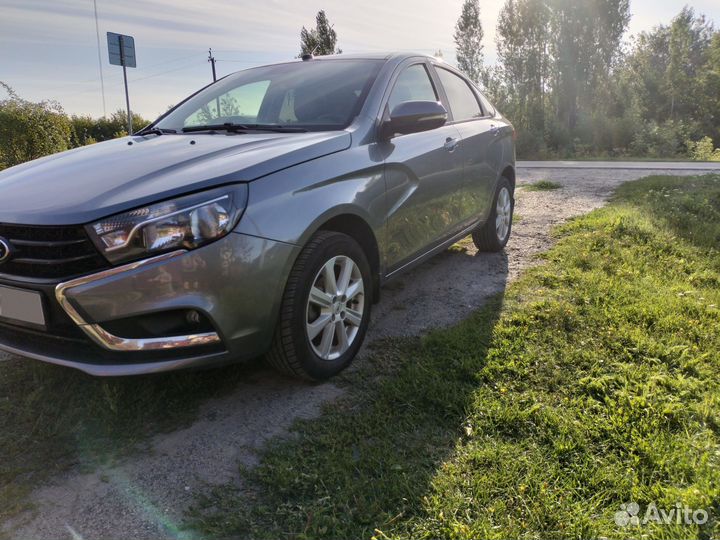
306;3;720;160
454;0;720;159
2;4;719;171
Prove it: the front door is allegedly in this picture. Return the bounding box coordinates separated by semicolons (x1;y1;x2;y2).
381;62;465;272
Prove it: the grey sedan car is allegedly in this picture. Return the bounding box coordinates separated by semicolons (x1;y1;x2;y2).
0;52;515;379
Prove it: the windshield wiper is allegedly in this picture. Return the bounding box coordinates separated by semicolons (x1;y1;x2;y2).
137;127;177;136
240;124;309;133
181;123;307;133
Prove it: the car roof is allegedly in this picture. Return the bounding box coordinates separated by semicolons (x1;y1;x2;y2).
249;51;439;68
307;51;432;61
222;52;456;82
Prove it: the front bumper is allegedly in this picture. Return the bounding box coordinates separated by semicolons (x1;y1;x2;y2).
0;232;298;375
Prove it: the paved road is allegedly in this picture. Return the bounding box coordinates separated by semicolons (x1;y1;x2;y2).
518;160;720;170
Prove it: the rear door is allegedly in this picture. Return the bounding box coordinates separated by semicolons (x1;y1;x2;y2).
432;65;498;223
381;61;465;272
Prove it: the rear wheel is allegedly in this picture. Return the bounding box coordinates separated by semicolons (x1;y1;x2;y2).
268;231;371;380
472;176;514;252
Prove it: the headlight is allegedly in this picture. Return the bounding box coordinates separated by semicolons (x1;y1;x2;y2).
87;185;248;264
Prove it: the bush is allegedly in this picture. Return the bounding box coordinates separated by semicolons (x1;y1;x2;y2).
0;83;72;170
0;85;152;171
686;136;720;161
630;120;691;158
70;110;152;147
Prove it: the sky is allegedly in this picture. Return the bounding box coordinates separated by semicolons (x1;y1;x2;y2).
1;0;719;120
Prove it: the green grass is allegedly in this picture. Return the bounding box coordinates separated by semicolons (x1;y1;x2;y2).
524;180;563;191
542;157;695;162
0;356;260;523
190;174;720;540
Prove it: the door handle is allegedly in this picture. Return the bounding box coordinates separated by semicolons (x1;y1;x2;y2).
444;137;460;152
490;124;501;136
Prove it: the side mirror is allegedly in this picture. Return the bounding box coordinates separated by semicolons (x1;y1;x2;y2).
380;101;448;139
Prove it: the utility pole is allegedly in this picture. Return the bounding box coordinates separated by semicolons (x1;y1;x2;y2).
208;48;217;81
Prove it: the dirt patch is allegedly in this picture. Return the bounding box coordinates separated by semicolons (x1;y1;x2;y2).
2;168;701;540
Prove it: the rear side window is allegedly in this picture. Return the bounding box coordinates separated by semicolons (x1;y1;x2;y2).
478;92;496;116
436;68;482;122
387;64;438;112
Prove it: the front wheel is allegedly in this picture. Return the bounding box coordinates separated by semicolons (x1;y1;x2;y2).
472;177;514;252
267;231;371;380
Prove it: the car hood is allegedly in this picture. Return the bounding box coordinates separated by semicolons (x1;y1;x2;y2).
0;131;351;225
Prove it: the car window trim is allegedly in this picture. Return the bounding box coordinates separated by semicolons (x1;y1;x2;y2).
468;81;496;118
374;58;453;140
430;63;491;124
385;61;442;116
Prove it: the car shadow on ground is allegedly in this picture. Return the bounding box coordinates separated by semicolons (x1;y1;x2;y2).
188;247;511;538
0;243;509;537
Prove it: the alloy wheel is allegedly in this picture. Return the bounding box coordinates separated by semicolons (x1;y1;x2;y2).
305;255;365;361
495;186;512;242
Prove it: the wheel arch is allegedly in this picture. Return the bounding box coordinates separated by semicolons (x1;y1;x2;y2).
312;212;382;303
501;164;516;190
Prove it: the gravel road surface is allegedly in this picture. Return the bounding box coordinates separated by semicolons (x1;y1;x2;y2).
2;166;708;540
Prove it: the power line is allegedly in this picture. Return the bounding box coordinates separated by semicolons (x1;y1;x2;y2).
62;62;201;96
128;51;207;74
129;60;203;82
92;0;106;117
36;53;205;96
214;59;264;64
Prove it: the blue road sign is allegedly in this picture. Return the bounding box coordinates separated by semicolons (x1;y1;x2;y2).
107;32;136;68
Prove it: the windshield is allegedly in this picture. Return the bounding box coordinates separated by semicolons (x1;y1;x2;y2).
156;59;384;132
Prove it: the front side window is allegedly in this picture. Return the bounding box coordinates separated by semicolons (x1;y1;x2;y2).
436;68;482;122
157;60;384;132
387;64;438;112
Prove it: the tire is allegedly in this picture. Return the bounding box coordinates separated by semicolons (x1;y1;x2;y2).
472;176;514;252
267;231;372;380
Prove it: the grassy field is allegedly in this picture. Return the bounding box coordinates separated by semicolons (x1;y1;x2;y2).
191;174;720;539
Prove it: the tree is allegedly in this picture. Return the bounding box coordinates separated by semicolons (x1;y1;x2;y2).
495;0;551;153
453;0;484;83
699;32;720;140
300;10;341;57
666;7;714;120
619;8;716;153
549;0;630;130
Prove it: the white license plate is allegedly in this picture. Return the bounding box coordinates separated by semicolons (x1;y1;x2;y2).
0;285;46;327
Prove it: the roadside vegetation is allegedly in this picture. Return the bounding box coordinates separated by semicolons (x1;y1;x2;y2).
190;174;720;539
0;82;149;171
523;180;563;191
480;2;720;161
